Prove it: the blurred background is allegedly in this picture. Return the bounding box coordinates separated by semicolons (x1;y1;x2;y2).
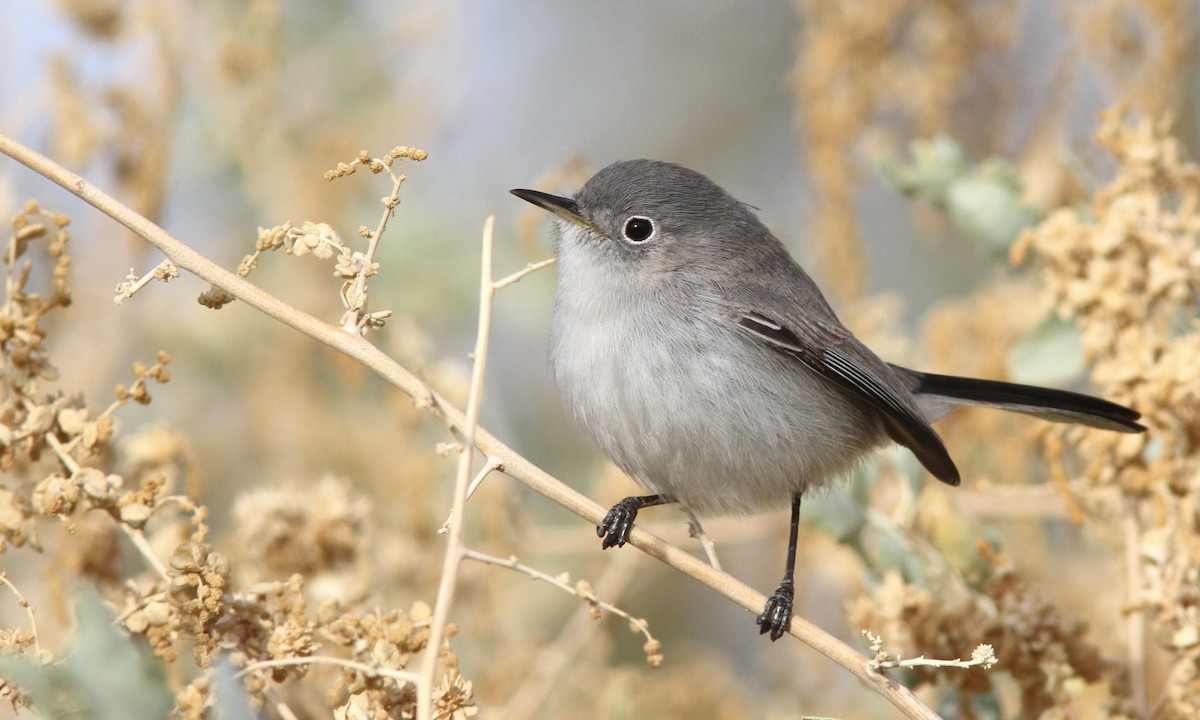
1;1;1197;718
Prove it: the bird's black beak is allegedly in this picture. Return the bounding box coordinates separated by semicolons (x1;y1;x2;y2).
510;188;594;230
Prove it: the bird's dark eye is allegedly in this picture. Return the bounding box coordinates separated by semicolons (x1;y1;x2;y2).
623;216;655;243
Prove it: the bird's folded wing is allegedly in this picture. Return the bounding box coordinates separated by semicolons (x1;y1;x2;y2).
737;311;960;486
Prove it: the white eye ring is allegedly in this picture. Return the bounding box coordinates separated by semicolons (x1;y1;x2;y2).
622;216;655;243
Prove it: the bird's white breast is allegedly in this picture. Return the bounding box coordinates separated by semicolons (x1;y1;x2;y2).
548;242;883;516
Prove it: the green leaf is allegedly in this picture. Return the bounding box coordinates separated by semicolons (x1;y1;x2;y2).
879;136;969;208
1008;315;1085;386
880;136;1041;254
945;172;1040;254
0;588;174;720
803;485;867;543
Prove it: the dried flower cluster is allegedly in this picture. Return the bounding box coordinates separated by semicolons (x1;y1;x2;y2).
1014;107;1200;718
237;147;428;334
787;3;1200;716
0;197;477;718
845;107;1200;719
850;561;1109;718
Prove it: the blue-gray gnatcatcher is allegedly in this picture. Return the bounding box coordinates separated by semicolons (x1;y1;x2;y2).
511;160;1145;641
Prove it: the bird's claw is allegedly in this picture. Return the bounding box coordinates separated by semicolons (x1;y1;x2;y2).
597;498;640;549
757;579;794;641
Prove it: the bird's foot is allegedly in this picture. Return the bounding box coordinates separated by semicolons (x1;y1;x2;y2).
757;578;794;641
597;497;642;549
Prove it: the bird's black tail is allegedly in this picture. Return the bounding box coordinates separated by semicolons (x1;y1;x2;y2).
893;365;1146;433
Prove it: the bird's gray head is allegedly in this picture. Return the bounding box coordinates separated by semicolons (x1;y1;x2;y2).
512;160;774;274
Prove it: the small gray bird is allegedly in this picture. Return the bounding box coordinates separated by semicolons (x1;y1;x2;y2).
511;160;1144;641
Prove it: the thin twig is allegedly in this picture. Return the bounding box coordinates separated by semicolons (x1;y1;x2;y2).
0;572;42;660
438;457;501;534
341;161;407;333
496;550;642;720
492;257;556;290
123;526;172;580
864;631;997;671
236;655;418;686
684;508;722;571
462;548;656;645
418;216;497;720
877;654;997;670
112;590;169;626
114;258;179;304
464;456;500;501
0;133;942;720
44;433;173;581
266;688;302;720
363;166;405;268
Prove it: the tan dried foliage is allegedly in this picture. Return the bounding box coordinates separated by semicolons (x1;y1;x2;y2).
793;0;1017;301
7;3;1200;719
799;7;1200;711
0;195;476;718
1013;107;1200;718
850;560;1109;719
846;106;1200;719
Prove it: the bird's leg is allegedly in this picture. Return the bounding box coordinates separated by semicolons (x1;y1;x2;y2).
757;493;801;641
597;494;672;549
